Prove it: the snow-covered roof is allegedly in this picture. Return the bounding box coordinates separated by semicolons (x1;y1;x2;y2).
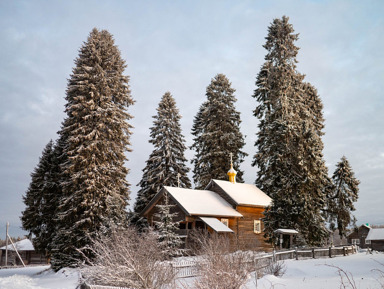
211;180;272;207
366;228;384;241
199;217;234;233
0;239;34;251
164;186;242;217
274;229;299;234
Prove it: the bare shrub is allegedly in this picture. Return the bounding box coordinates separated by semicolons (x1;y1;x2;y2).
264;260;286;277
79;227;176;289
185;230;255;289
325;264;357;289
372;260;384;288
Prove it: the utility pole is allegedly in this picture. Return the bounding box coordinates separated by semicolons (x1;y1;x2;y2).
5;222;9;266
3;222;25;267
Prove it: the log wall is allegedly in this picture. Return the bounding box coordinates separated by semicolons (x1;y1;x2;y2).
235;206;272;251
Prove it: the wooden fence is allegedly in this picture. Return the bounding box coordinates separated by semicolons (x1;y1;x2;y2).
172;245;356;278
81;285;130;289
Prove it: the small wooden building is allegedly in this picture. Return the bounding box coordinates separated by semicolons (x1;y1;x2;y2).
0;239;49;266
365;228;384;251
347;224;371;248
142;164;273;251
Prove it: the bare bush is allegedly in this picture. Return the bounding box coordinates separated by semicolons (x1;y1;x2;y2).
185;230;255;289
79;227;176;289
264;260;286;277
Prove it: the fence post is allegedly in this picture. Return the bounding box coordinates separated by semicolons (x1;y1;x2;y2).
312;248;315;259
329;247;332;258
295;247;298;260
5;222;9;266
343;247;346;256
272;249;276;263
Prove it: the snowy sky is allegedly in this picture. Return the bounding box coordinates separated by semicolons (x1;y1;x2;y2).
1;0;383;237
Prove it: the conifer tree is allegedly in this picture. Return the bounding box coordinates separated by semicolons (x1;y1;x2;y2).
51;28;134;270
252;16;330;246
328;156;360;239
191;74;247;189
132;92;190;227
153;192;183;257
21;140;60;257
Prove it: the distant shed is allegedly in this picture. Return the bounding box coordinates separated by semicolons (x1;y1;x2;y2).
0;239;49;266
347;224;371;248
365;228;384;251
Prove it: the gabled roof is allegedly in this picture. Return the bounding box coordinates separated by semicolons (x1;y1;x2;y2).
209;179;272;207
0;239;34;251
366;228;384;241
142;186;242;218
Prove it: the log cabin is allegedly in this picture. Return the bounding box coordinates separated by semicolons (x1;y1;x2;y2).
348;225;384;251
347;224;371;248
0;239;49;266
364;227;384;251
141;162;273;251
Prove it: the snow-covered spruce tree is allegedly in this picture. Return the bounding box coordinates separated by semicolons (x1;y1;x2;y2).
327;156;360;239
51;28;134;270
153;192;183;257
131;92;191;228
21;140;60;257
191;74;247;189
252;16;330;246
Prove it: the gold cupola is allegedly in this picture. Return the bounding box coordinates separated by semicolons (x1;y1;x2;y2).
227;153;237;184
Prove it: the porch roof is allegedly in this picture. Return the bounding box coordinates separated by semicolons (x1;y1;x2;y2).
199;217;234;233
274;229;299;235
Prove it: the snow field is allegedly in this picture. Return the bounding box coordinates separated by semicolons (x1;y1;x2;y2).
255;251;384;289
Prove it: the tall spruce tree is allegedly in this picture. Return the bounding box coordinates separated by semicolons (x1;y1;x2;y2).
252;16;330;246
328;156;360;239
132;92;191;227
51;28;134;270
191;74;247;189
21;140;60;257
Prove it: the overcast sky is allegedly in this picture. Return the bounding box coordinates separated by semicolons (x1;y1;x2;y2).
1;0;383;237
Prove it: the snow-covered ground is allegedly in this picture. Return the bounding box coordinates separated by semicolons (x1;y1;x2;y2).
253;251;384;289
0;266;79;289
0;251;383;289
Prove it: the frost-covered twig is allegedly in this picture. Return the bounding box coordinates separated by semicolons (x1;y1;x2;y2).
324;264;358;289
371;259;384;288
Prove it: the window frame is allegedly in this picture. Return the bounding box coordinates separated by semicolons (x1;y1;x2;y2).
221;218;229;227
254;220;261;234
351;238;360;245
